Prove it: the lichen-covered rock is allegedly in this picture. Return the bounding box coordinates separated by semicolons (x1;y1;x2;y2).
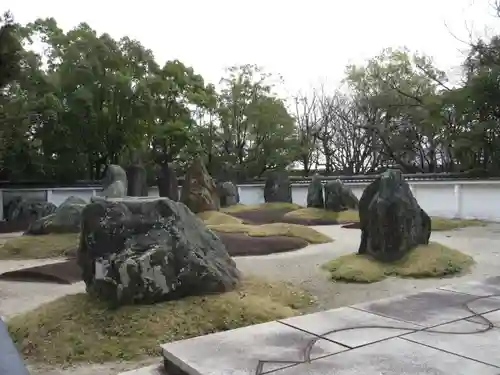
180;158;219;213
217;181;240;207
307;175;324;208
77;197;240;306
358;169;431;262
126;165;148;197
8;199;56;223
324;180;359;211
26;196;87;235
157;163;179;201
101;164;127;198
264;171;292;203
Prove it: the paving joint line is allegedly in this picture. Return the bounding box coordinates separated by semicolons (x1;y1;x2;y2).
401;336;500;369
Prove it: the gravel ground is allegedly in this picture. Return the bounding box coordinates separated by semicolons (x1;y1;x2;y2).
2;224;500;375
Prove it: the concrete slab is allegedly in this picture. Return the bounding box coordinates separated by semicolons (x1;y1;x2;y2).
404;320;500;367
468;309;500;328
118;364;166;375
268;337;500;375
353;288;500;327
161;320;346;375
279;306;420;348
439;279;500;297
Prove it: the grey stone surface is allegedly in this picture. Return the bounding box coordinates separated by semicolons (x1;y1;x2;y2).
264;171;292;203
101;164;127;198
279;307;419;348
118;364;166;375
161;320;346;375
78;196;239;306
0;317;30;375
353;289;500;327
439;279;500;297
269;337;500;375
404;320;500;367
468;309;500;328
306;175;324;209
357;169;431;262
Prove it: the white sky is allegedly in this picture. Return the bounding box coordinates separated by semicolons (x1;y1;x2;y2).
3;0;500;97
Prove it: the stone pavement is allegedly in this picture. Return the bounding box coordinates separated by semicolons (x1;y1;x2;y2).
122;276;500;375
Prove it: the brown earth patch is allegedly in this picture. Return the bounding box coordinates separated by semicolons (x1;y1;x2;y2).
0;259;81;284
214;231;309;256
342;222;361;229
0;219;30;234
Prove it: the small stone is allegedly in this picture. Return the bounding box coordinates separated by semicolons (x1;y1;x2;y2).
77;197;240;306
26;196;87;235
8;198;56;223
101;165;127;198
358;169;431;262
126;165;148;197
180;158;219;213
217;181;240;207
324;180;359;211
157;163;179;201
264;171;292;203
307;175;324;208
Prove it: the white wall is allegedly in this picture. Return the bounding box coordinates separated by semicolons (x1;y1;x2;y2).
2;180;500;221
237;180;500;221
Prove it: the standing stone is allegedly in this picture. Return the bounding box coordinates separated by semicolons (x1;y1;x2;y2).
306;175;324;208
77;197;240;306
126;165;148;197
26;196;87;235
157;163;179;201
101;165;127;198
324;180;359;211
264;171;292;203
358;169;431;262
180;158;219;213
217;181;240;207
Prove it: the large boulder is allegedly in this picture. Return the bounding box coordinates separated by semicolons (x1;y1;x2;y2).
324;180;359;211
180;158;219;213
126;165;148;197
8;199;56;223
77;197;240;306
157;163;179;201
217;181;240;208
358;169;431;262
307;175;324;208
264;171;292;203
101;165;127;198
26;196;87;235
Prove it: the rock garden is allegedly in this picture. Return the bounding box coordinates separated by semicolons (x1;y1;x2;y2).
0;163;494;373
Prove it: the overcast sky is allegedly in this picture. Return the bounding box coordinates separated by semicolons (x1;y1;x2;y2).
3;0;500;96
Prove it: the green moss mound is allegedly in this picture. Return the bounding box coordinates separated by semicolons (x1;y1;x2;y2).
322;242;474;283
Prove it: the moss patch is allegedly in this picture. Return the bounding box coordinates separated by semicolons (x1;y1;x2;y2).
432;217;488;231
0;233;79;260
197;211;243;225
208;222;332;244
322;242;474;283
221;202;303;213
285;208;359;223
7;278;314;365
